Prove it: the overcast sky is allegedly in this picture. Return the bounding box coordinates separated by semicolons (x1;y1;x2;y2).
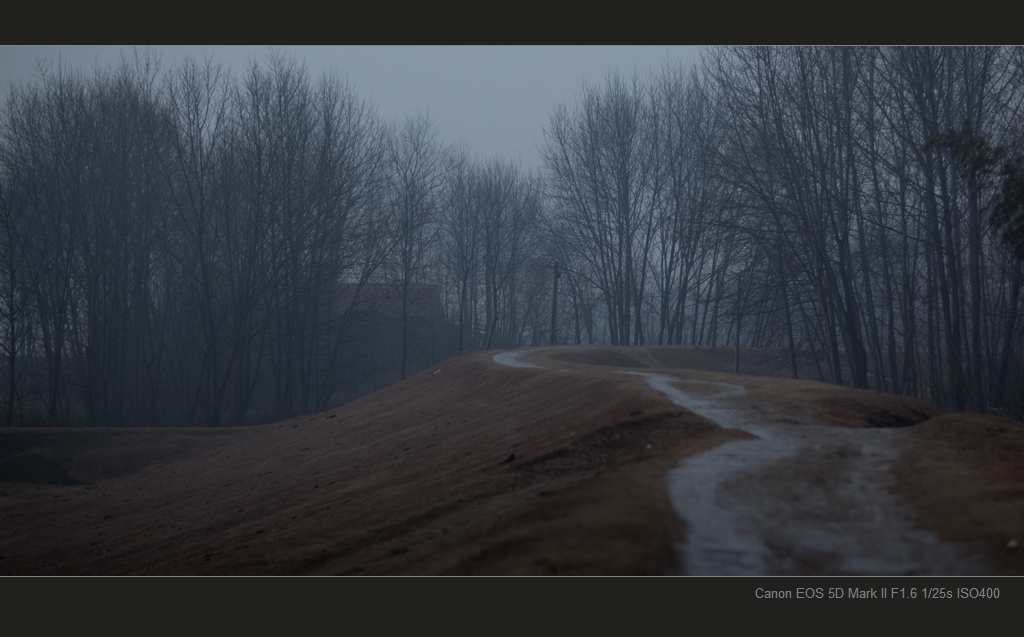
0;45;703;172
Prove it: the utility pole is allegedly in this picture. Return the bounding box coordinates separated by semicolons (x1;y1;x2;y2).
550;261;560;346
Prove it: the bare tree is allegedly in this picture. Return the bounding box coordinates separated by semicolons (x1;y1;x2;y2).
158;55;234;426
440;149;481;353
0;100;39;425
543;72;663;345
386;112;447;378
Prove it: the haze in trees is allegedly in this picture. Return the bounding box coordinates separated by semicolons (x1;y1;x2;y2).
3;46;1024;426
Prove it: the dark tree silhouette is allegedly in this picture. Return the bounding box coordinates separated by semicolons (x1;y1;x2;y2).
926;120;1024;261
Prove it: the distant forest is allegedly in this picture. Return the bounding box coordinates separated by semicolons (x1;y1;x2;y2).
2;46;1024;427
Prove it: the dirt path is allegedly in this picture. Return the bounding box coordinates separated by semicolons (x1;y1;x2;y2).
494;349;989;575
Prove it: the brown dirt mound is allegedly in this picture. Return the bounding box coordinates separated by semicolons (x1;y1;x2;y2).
535;346;943;429
738;376;943;429
539;345;819;378
0;350;745;575
544;347;660;369
893;412;1024;574
2;345;1021;575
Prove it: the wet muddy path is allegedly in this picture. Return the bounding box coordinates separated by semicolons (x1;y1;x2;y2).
495;350;988;575
644;373;985;575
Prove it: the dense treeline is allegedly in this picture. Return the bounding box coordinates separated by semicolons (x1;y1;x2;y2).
2;53;424;426
0;51;551;427
3;47;1024;426
543;46;1024;416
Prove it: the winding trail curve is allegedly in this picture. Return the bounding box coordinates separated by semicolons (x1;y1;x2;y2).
494;348;987;575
